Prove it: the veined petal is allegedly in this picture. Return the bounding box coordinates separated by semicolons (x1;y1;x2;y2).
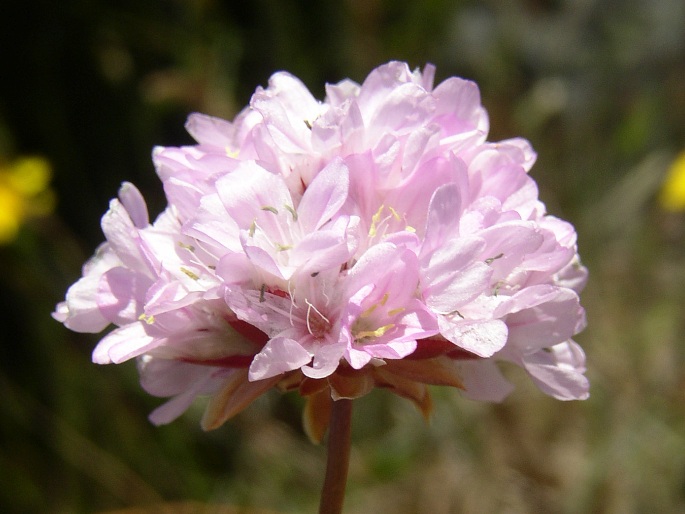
249;337;312;381
97;267;151;325
438;318;508;358
421;236;490;313
92;322;160;364
422;183;464;254
101;198;152;275
297;158;349;232
216;161;291;231
57;274;111;333
118;182;149;229
522;341;589;400
302;342;346;379
457;360;514;402
496;285;583;351
185;112;235;147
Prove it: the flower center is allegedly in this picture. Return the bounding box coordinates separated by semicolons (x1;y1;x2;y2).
367;204;415;241
350;292;397;344
305;299;331;338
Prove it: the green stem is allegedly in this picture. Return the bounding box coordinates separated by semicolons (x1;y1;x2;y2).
318;398;353;514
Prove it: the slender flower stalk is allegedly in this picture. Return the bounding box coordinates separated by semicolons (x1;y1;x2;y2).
54;61;590;511
319;399;353;514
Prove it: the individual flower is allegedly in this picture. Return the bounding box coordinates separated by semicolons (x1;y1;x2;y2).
0;156;55;244
55;61;589;440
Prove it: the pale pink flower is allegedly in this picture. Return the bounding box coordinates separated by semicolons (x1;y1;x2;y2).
55;61;589;437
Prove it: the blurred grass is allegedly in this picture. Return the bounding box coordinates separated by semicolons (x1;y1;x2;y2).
1;0;685;512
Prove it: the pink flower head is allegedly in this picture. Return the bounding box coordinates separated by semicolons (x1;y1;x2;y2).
55;61;589;439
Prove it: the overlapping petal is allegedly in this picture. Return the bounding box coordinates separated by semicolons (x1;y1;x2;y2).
55;61;589;432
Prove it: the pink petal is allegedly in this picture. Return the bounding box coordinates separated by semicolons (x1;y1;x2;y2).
457;360;514;402
422;236;490;313
302;342;346;379
438;318;508;358
497;285;582;351
297;158;349;232
92;322;159;364
522;342;589;400
58;275;111;333
432;76;488;134
118;182;149;229
185;112;234;147
422;183;464;254
248;337;312;380
97;267;151;325
216;161;291;231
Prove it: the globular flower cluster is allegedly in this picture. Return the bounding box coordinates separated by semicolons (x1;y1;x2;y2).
54;62;588;440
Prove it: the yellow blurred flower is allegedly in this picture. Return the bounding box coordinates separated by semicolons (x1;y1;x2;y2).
0;156;55;244
659;151;685;212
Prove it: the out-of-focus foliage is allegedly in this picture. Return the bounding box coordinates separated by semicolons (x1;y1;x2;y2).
1;1;684;513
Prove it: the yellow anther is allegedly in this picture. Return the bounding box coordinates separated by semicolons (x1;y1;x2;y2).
387;307;405;317
138;313;155;324
261;205;279;214
360;303;379;318
178;242;195;252
356;324;395;341
388;206;401;221
180;267;200;280
368;205;385;237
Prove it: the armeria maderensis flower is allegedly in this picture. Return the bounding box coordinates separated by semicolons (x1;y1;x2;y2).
54;61;589;441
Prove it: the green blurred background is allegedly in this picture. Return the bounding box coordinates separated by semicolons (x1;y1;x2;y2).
1;1;685;512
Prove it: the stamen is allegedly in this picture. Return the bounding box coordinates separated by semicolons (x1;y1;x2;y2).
180;267;200;280
360;303;378;318
485;253;504;265
356;323;395;341
261;205;279;215
178;241;195;252
368;205;385;237
138;313;155;324
387;307;405;317
284;204;298;222
305;299;331;337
